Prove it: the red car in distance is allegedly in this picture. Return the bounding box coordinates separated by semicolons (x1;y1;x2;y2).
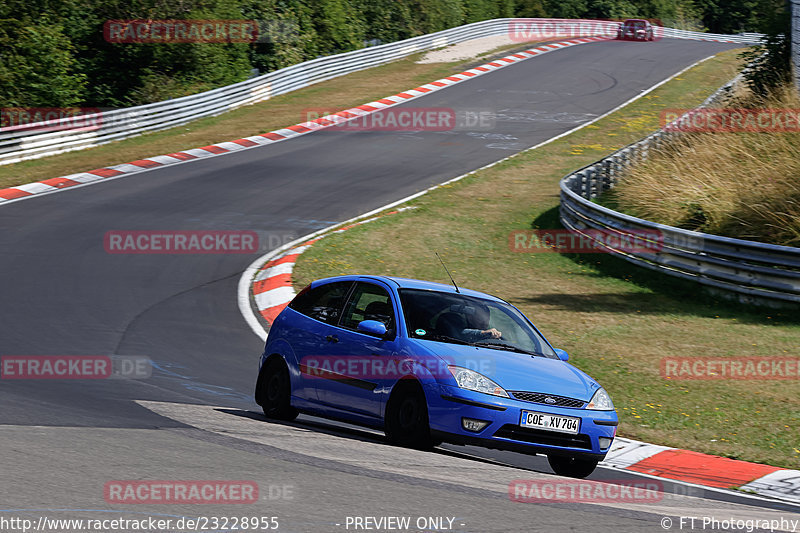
617;19;655;41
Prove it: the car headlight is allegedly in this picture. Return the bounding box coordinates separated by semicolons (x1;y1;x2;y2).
587;388;614;410
447;366;509;398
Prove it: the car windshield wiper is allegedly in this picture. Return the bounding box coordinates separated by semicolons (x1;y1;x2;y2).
423;333;474;346
473;341;541;356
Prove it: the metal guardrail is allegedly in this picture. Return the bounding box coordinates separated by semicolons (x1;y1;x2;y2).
793;0;800;89
0;19;762;166
559;76;800;305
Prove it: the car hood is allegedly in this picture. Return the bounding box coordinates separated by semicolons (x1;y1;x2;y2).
413;340;600;401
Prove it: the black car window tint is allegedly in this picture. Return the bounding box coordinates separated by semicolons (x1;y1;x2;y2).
289;281;353;325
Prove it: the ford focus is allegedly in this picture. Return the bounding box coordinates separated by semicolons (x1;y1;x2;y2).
255;275;618;478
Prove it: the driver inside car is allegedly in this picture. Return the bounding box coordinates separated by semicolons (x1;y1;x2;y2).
460;304;502;342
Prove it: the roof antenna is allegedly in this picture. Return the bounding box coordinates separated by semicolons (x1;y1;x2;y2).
435;252;460;293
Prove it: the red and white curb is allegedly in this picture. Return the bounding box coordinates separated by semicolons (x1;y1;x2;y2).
603;437;800;504
0;36;611;206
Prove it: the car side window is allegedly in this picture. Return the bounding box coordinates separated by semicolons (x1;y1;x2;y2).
289;281;352;325
340;282;395;333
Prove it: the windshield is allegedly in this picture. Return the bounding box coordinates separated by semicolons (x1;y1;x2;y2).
398;289;557;358
625;21;646;29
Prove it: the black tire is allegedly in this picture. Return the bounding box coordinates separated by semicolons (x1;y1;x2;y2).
384;382;435;449
255;357;298;421
547;455;599;478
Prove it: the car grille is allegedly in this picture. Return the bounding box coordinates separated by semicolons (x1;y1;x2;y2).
494;425;592;450
509;391;585;408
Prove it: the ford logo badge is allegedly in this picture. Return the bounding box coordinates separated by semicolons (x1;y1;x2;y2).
544;397;556;404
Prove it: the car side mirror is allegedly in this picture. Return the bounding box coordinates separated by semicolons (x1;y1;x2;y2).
357;320;388;338
554;349;569;362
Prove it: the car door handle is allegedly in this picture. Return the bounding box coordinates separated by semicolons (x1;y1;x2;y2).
325;335;339;343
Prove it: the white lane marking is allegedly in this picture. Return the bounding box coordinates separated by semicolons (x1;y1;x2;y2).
485;142;523;150
64;173;107;184
277;244;311;257
254;262;294;282
270;128;303;138
253;286;295;310
378;95;406;103
145;155;185;165
212;141;249;152
242;135;274;144
105;163;148;173
740;470;800;504
137;400;800;522
601;437;673;469
466;133;518;140
13;182;58;194
179;148;219;158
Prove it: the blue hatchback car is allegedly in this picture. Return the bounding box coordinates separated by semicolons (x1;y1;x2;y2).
255;275;618;478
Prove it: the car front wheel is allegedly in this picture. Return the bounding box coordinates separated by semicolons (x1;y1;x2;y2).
384;383;436;449
255;357;299;421
547;455;599;478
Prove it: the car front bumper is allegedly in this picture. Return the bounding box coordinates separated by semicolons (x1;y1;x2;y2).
427;384;618;459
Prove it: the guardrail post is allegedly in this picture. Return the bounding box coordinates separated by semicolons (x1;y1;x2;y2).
577;171;588;198
601;158;613;192
588;167;601;199
793;0;800;91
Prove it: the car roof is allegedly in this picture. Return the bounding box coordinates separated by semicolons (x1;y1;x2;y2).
311;274;506;303
623;19;649;23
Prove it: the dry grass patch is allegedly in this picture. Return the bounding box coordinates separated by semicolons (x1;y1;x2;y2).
609;84;800;246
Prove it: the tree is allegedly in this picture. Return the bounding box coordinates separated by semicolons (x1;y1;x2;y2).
407;0;464;34
307;0;365;55
356;0;414;42
0;21;86;107
740;0;792;97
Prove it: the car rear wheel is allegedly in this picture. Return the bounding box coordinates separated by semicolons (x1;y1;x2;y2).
255;357;298;421
547;455;599;478
384;383;436;449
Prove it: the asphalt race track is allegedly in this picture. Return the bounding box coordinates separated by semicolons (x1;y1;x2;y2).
2;37;798;531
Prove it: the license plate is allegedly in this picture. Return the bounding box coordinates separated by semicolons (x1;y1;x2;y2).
520;410;580;434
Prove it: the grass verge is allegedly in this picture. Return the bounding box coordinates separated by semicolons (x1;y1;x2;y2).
0;41;545;190
292;48;800;470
